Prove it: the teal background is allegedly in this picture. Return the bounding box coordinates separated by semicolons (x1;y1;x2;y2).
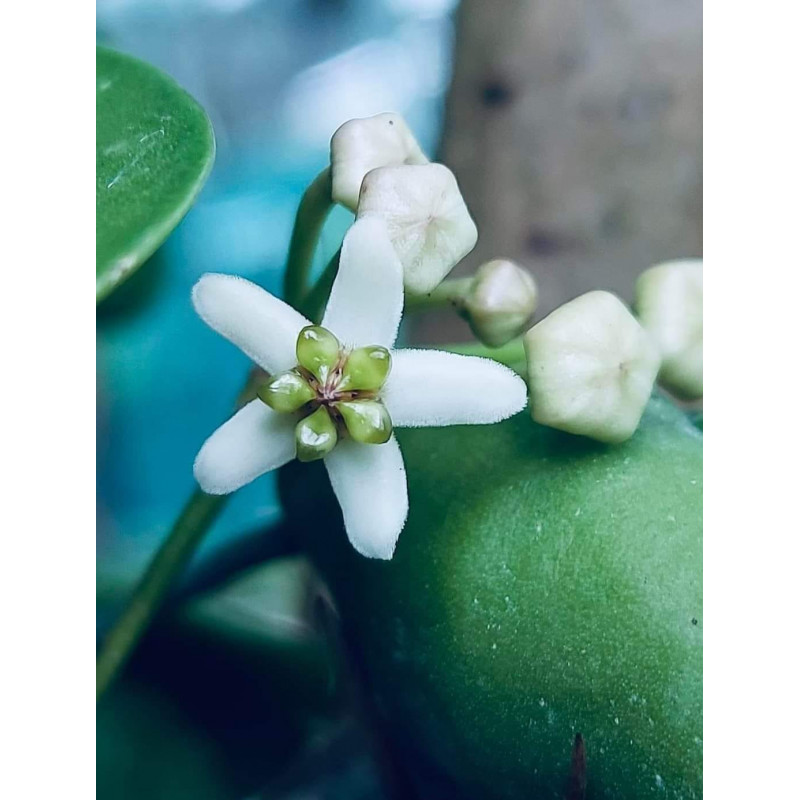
96;0;456;594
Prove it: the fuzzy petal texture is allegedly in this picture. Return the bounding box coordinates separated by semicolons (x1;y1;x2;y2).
193;273;311;374
324;436;408;560
382;349;528;428
322;217;404;349
194;400;297;495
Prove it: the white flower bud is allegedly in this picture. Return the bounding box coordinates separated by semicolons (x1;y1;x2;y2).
330;113;428;212
463;259;538;347
357;163;478;294
634;259;703;400
524;291;660;443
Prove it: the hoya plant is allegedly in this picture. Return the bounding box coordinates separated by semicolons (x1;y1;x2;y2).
97;47;702;800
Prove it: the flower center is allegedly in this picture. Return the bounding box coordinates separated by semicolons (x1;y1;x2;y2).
257;325;393;462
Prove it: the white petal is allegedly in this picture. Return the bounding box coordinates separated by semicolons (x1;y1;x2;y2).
322;217;404;349
193;274;310;374
194;400;296;495
324;436;408;560
382;349;528;428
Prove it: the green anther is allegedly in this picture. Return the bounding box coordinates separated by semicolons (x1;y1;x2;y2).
296;326;341;383
295;406;338;462
338;346;392;392
257;370;315;413
336;400;393;445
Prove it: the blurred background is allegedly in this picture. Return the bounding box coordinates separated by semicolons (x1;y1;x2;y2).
96;1;701;797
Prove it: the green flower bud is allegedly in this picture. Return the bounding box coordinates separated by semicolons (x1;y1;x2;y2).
257;370;315;413
338;346;392;392
295;406;338;462
296;326;341;383
462;259;539;347
336;400;393;445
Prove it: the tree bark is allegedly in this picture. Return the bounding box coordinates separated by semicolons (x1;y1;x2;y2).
422;0;702;342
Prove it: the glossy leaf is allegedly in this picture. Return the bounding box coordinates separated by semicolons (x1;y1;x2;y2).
96;46;215;301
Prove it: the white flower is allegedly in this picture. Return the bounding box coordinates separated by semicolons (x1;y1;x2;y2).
523;291;660;443
192;217;527;559
634;259;703;400
356;163;478;294
330;113;429;212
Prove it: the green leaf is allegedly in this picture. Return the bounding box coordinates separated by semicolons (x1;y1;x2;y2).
96;46;215;301
280;395;702;799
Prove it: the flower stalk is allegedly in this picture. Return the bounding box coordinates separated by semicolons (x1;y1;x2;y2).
301;248;341;322
404;277;474;312
97;168;337;700
282;167;334;308
96;488;226;699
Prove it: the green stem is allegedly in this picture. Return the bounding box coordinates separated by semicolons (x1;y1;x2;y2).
404;277;474;312
96;372;267;701
96;489;227;699
301;247;341;323
283;167;334;308
442;337;528;375
97;173;337;699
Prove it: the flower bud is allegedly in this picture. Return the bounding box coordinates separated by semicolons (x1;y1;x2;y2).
257;370;315;413
296;325;341;383
462;259;538;347
339;345;392;392
330;113;428;212
356;163;478;294
336;400;393;445
295;406;338;462
634;259;702;400
523;291;660;443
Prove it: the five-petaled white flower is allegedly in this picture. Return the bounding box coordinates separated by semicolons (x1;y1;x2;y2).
192;218;527;560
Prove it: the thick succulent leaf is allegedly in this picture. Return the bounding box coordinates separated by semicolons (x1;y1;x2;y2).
96;46;215;301
280;395;702;799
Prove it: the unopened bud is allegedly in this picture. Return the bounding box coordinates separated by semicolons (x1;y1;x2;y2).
634;259;702;400
356;163;478;294
524;291;660;443
462;259;538;347
330;113;428;212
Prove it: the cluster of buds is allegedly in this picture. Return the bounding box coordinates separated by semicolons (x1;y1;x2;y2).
327;114;702;443
330;114;478;294
522;259;702;442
